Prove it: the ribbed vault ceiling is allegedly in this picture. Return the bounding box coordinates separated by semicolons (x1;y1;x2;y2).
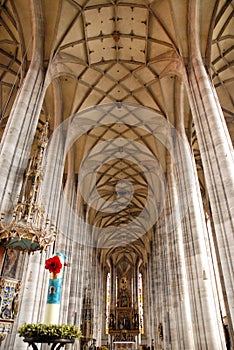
0;0;233;265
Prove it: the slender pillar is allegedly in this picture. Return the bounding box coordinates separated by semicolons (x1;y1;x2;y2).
147;255;155;347
149;233;158;344
0;0;45;215
173;108;225;348
153;224;165;350
73;191;88;327
40;79;67;227
184;0;234;334
7;253;46;350
164;151;195;350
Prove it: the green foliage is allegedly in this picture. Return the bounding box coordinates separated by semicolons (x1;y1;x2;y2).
100;346;108;350
18;323;82;340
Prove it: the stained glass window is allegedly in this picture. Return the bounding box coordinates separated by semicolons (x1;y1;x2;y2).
138;273;144;334
106;272;111;334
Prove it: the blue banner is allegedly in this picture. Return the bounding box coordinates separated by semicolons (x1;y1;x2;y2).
46;277;63;304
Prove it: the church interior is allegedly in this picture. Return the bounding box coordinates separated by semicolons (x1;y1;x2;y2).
0;0;233;349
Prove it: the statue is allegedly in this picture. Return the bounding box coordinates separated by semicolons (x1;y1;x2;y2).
109;313;115;329
158;322;163;341
134;312;139;329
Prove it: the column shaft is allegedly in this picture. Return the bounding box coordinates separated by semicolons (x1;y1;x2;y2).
185;0;234;332
0;0;45;214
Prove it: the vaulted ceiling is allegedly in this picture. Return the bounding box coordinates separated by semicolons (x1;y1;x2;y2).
0;0;233;265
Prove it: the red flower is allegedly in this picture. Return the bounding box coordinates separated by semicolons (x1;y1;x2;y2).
45;255;62;274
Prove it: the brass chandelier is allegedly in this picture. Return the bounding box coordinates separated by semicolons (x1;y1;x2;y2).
0;122;57;253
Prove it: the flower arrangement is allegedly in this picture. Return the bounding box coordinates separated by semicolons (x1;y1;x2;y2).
100;345;108;350
18;323;82;340
45;255;63;274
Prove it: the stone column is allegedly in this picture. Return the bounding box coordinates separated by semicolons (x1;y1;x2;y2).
110;259;115;311
7;253;47;350
102;268;109;345
92;249;103;346
164;151;195;350
149;233;158;343
40;78;67;227
0;0;45;215
145;256;152;345
173;105;226;348
56;147;77;325
159;75;195;349
73;193;88;328
113;264;117;308
0;2;47;349
160;223;172;350
133;260;138;308
152;224;165;350
67;193;87;350
184;0;234;334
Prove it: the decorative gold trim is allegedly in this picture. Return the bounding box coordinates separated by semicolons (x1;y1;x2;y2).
0;122;57;253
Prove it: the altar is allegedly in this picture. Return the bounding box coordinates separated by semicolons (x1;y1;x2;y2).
107;276;140;350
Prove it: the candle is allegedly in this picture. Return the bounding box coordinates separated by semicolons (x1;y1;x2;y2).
44;252;66;324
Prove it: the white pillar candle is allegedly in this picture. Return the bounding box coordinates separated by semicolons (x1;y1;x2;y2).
44;252;66;324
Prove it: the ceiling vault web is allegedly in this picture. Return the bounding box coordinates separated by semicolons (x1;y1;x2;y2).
0;0;233;262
